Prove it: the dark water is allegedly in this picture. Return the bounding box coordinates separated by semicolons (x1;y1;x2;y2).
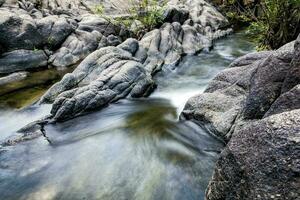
0;67;75;109
0;32;255;200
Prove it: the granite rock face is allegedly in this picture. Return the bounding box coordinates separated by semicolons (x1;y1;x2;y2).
206;110;300;200
40;22;231;121
0;0;230;85
35;0;232;121
182;35;300;199
1;0;232;140
0;0;128;74
41;43;156;121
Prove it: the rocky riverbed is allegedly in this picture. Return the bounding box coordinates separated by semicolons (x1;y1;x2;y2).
0;0;299;199
0;30;256;200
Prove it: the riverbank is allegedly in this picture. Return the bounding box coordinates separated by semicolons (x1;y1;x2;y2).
182;35;300;199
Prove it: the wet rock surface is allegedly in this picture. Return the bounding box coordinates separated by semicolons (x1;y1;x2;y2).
0;49;48;74
182;35;300;199
24;0;229;122
42;44;156;121
40;21;231;121
0;0;230;97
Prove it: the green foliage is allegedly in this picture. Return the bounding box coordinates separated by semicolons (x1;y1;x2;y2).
219;0;300;50
93;4;104;15
33;47;39;52
251;0;300;49
47;36;55;45
129;0;165;31
94;0;165;38
246;21;269;50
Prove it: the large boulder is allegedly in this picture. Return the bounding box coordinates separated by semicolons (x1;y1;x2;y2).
181;51;271;140
206;109;300;200
181;44;293;140
182;35;300;199
40;43;156;121
137;22;231;73
241;42;295;120
167;0;229;30
0;7;76;51
0;49;48;74
49;29;104;68
0;8;44;51
37;15;76;50
49;14;126;68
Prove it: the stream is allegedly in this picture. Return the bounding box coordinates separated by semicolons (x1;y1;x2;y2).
0;32;255;200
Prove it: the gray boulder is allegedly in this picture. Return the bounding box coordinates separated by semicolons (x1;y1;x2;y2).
49;14;123;68
37;15;76;49
49;29;104;69
77;14;121;37
0;8;44;51
206;110;300;200
181;51;269;140
0;7;76;52
182;34;300;199
182;43;294;140
0;49;48;74
0;71;28;86
163;6;190;24
167;0;229;30
137;21;231;73
242;42;295;120
41;45;155;121
39;0;232;121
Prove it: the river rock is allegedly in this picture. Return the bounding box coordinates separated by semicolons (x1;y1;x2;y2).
206;109;300;200
0;71;28;86
37;15;76;49
167;0;229;30
0;8;44;51
49;14;125;68
0;49;48;74
0;6;76;54
38;0;232;121
41;44;155;121
182;44;294;140
241;42;295;120
163;6;190;24
49;29;104;69
181;51;269;140
182;34;300;199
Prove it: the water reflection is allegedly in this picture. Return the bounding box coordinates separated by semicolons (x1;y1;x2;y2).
0;99;223;200
125;99;177;137
0;67;75;109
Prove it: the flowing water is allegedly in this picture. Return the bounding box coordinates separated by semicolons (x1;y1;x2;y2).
0;32;255;200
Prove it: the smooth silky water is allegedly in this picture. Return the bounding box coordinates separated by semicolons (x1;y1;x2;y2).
0;32;255;200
